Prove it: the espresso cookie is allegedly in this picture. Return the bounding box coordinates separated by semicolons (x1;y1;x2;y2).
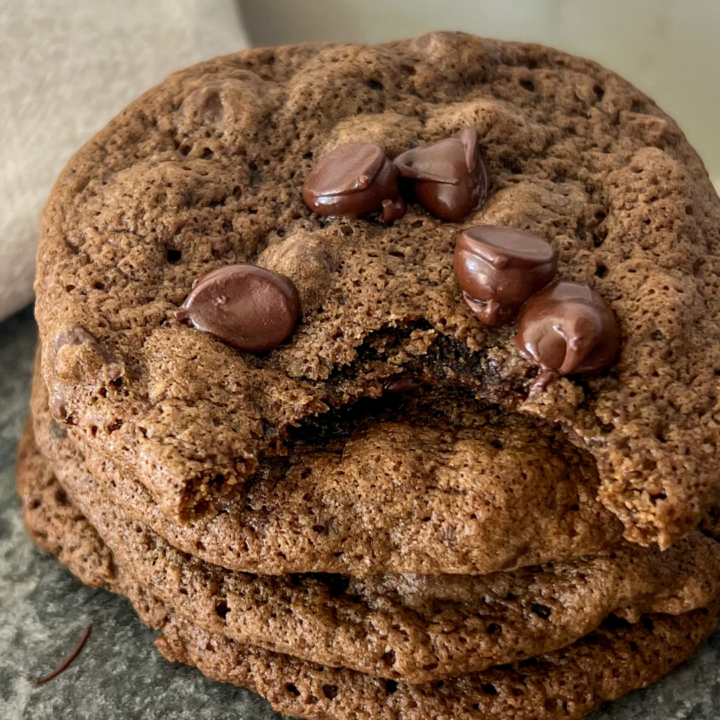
34;34;720;547
17;435;720;720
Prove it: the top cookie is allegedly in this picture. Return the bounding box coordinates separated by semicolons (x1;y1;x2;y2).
35;32;720;548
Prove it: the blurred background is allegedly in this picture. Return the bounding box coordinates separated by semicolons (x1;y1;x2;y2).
1;0;719;323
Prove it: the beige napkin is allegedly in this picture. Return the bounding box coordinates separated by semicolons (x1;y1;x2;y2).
0;0;249;322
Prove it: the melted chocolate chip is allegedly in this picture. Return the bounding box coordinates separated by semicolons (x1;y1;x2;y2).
176;265;300;353
394;128;488;222
516;281;620;392
302;142;406;222
454;226;558;325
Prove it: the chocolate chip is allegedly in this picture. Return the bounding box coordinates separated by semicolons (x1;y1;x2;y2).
176;265;300;353
515;281;620;393
394;128;488;222
302;142;406;222
453;225;558;326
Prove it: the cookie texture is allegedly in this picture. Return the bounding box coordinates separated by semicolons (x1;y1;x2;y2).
155;607;720;720
21;32;720;720
34;33;720;547
32;349;627;577
29;407;720;682
17;424;720;720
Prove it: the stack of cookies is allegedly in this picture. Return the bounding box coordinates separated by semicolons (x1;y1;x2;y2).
18;33;720;720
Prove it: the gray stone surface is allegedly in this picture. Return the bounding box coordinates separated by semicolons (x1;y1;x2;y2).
0;305;718;720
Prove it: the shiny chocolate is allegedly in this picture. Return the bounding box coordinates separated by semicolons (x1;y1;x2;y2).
516;281;620;392
176;265;300;353
454;226;558;325
302;142;405;222
394;128;488;222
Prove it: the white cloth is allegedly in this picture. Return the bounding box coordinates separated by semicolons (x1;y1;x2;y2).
0;0;249;322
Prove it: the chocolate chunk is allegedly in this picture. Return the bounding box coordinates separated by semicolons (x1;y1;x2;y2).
516;281;620;392
454;226;558;325
394;128;488;222
302;142;406;222
176;265;300;353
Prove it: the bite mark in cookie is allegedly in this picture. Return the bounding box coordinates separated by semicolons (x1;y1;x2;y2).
34;33;720;546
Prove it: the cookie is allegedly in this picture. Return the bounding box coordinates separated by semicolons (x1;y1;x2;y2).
27;411;720;682
17;429;720;720
16;423;169;629
31;351;626;576
155;606;720;720
34;33;720;548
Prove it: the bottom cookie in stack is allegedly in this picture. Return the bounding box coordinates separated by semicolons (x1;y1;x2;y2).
17;415;720;720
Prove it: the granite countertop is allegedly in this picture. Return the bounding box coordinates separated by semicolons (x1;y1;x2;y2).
1;306;719;719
